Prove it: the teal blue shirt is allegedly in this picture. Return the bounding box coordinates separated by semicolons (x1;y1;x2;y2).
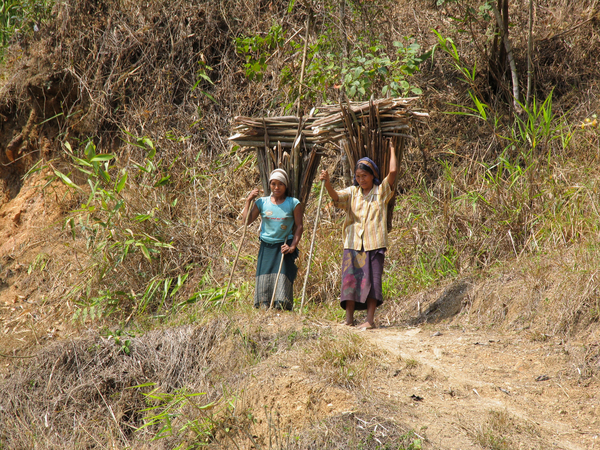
256;196;300;244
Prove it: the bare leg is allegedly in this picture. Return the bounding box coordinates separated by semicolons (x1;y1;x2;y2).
344;300;355;326
357;298;377;329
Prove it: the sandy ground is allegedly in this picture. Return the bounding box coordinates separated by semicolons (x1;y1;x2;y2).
357;324;600;449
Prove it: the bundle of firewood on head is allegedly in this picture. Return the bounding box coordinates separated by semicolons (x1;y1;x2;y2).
229;114;325;206
311;97;429;227
311;97;428;171
228;97;428;210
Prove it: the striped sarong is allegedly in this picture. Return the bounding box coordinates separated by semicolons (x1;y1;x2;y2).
340;248;385;310
255;239;298;310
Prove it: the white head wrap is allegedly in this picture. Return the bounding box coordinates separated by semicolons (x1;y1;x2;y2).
269;168;289;187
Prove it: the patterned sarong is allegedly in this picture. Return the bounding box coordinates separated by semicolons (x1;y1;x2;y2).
340;248;385;310
255;239;298;310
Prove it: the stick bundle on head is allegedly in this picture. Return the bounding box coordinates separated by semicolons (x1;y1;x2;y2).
313;98;427;227
229;97;428;208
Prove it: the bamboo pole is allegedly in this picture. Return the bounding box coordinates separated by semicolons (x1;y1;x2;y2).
222;199;254;307
299;180;324;313
269;252;285;309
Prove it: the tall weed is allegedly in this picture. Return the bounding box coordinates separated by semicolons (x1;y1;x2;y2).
42;136;221;322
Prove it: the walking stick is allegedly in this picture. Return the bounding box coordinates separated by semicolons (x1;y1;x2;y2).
222;199;254;307
299;181;324;313
269;251;285;309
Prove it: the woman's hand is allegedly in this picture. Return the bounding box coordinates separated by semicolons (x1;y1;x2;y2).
280;243;296;254
246;188;260;203
319;169;339;202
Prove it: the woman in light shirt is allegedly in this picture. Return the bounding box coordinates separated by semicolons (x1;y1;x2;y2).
319;141;397;328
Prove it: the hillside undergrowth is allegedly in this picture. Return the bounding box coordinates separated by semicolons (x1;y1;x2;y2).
1;0;600;448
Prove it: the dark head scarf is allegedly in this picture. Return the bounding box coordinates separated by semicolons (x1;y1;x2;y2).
353;157;381;186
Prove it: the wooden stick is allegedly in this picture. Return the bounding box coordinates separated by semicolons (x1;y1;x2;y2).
222;200;254;307
296;11;312;114
269;252;285;309
299;181;324;313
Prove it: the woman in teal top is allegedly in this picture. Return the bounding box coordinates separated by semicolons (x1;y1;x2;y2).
241;169;304;310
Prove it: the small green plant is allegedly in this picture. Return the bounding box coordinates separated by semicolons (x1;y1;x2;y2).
235;23;285;81
72;289;135;323
192;59;216;104
0;0;55;60
27;253;49;274
133;384;260;449
404;358;420;369
294;36;427;105
341;40;426;99
106;328;133;355
236;14;429;109
44;135;181;321
509;91;572;156
399;430;423;450
135;383;218;445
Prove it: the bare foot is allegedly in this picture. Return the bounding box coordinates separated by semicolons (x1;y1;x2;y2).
357;322;376;330
343;320;355;326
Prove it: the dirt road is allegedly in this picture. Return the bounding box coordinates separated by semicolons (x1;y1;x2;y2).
362;325;599;449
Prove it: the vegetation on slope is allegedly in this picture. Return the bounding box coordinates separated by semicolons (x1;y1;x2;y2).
0;0;599;448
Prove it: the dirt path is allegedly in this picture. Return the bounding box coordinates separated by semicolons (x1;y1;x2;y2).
360;325;599;449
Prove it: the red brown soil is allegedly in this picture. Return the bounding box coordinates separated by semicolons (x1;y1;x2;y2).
0;171;74;365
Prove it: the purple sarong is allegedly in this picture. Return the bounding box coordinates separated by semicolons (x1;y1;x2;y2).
340;248;385;310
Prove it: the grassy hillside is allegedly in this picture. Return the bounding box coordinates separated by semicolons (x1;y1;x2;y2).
1;0;599;448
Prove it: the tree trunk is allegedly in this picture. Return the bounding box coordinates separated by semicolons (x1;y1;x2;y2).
525;0;534;109
339;0;352;184
491;0;521;113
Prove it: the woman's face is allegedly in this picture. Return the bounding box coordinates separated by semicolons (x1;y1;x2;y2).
355;168;374;191
270;179;287;199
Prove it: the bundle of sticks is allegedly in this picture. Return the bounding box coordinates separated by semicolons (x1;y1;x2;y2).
230;115;323;205
311;97;429;227
228;97;428;207
311;97;428;167
229;116;319;149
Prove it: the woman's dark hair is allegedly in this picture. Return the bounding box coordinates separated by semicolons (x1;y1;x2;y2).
356;163;375;177
353;163;376;186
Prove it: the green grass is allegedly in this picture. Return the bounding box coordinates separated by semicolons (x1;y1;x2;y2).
0;0;54;59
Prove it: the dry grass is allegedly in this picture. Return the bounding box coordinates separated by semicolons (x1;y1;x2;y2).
473;409;543;450
0;313;315;448
285;411;426;450
0;313;403;449
300;328;385;388
1;0;600;447
0;320;238;448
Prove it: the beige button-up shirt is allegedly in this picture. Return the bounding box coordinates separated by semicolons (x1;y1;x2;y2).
333;176;394;251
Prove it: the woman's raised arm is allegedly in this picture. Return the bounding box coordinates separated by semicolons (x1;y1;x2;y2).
387;139;398;186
